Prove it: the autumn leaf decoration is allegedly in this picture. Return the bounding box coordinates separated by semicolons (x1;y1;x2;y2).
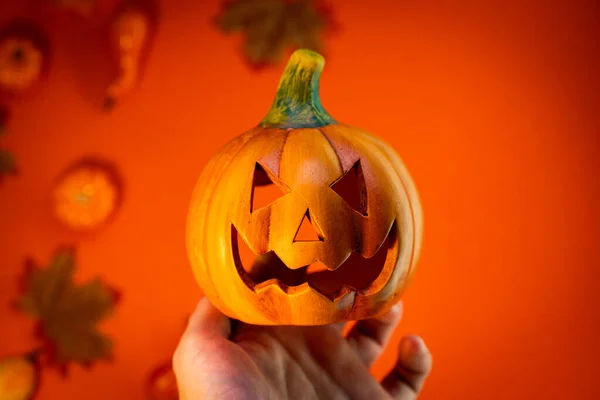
14;247;120;375
0;105;17;183
0;149;16;180
215;0;336;68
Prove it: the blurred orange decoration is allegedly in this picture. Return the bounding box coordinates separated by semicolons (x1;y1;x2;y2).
52;158;123;232
0;354;39;400
0;20;49;100
105;0;157;109
146;362;178;400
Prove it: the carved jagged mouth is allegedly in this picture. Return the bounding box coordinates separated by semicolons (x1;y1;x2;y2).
231;222;398;300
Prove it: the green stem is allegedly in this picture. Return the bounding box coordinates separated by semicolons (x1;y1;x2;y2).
260;49;337;129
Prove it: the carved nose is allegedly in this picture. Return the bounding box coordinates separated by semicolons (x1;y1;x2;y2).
293;210;324;242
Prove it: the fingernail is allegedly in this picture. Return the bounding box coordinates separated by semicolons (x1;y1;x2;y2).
400;335;421;358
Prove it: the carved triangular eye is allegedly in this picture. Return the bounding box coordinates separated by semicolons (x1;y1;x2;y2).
251;163;288;213
330;160;368;215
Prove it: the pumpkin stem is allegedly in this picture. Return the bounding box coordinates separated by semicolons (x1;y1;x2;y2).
260;49;337;129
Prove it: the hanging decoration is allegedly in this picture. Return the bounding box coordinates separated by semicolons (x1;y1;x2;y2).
215;0;336;68
52;157;123;232
0;106;17;184
147;361;178;400
105;0;158;110
0;247;120;399
0;20;50;100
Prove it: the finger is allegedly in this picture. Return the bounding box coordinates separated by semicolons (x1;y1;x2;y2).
173;297;232;374
346;302;403;366
381;335;432;399
330;320;349;335
185;296;232;339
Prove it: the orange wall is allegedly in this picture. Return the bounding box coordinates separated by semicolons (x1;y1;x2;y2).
1;1;599;399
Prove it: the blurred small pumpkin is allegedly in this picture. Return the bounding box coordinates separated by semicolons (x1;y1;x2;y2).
0;20;49;99
0;354;39;400
186;49;422;325
147;361;178;400
52;158;123;232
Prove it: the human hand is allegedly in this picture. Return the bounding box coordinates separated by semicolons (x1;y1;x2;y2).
173;297;432;399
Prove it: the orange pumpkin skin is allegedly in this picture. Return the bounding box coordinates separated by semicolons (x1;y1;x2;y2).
52;158;123;232
186;50;422;325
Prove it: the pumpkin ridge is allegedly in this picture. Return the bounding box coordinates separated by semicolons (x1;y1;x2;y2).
358;131;420;280
195;129;263;318
317;128;343;173
275;129;291;179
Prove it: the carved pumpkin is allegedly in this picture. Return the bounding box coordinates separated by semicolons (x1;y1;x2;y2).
0;21;49;98
187;49;422;325
52;158;123;232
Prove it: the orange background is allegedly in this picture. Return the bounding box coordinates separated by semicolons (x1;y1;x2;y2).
1;0;599;399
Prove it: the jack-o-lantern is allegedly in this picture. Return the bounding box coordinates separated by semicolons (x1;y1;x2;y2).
186;49;422;325
52;158;123;232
